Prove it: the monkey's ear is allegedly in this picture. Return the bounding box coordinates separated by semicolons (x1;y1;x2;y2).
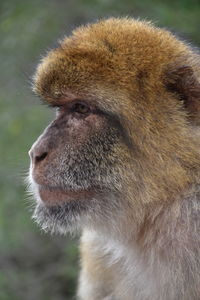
166;65;200;125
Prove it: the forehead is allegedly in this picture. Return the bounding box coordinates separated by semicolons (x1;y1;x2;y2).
33;45;137;114
32;18;187;114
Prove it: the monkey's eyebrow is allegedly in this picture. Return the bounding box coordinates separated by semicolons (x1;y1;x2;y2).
47;102;63;108
42;96;107;113
36;96;61;109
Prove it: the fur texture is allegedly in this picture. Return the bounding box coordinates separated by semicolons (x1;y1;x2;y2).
29;18;200;300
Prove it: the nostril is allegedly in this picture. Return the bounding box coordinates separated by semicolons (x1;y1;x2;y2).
35;152;48;163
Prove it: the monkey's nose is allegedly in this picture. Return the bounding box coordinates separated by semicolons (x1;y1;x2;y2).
29;148;48;165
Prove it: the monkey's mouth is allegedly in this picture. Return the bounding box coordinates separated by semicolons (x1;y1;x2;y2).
38;185;95;205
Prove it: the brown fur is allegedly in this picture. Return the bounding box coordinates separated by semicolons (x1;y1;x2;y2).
30;18;200;299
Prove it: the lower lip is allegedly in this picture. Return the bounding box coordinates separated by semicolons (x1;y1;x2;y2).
38;185;94;205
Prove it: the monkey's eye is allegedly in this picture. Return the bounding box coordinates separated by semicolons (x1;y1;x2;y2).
71;102;91;115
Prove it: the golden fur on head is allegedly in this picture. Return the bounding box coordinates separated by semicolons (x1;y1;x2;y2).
34;18;200;119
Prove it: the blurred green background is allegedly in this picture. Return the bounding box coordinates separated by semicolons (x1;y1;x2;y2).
0;0;200;299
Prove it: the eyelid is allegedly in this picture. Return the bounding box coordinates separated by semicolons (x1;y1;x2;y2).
71;101;90;111
70;100;90;108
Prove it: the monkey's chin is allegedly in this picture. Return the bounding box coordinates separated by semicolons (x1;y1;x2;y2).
32;184;102;235
32;199;89;235
31;184;119;235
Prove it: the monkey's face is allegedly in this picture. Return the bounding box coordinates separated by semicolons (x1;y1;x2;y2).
29;98;130;234
29;18;200;235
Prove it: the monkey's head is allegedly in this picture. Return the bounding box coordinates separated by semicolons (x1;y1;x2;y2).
29;18;200;236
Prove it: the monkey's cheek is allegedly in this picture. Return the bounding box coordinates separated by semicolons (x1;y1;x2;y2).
38;186;95;206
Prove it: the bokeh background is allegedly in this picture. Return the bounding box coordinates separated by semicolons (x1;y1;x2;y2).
1;0;200;299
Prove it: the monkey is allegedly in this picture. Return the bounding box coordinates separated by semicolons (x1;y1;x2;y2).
28;18;200;300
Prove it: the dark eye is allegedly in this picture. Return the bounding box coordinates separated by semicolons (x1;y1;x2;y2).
71;102;90;114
